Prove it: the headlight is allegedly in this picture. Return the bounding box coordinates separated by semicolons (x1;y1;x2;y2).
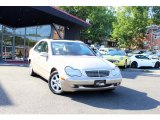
119;57;124;60
111;67;120;76
65;66;82;77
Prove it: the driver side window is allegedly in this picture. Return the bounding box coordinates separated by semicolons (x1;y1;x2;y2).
34;41;48;53
140;55;149;60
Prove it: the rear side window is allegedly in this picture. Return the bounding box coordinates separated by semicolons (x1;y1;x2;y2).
135;55;141;59
135;55;148;59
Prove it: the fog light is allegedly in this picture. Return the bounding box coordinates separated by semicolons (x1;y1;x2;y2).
60;77;66;80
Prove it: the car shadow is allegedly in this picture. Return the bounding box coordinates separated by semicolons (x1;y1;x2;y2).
32;74;48;83
0;84;13;106
63;86;160;110
121;71;160;79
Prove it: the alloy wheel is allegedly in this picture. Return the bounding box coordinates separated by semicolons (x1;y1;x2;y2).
50;72;62;94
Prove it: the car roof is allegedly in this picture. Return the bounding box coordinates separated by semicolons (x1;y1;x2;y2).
39;39;84;43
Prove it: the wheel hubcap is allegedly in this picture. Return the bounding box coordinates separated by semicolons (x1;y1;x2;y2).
50;74;62;92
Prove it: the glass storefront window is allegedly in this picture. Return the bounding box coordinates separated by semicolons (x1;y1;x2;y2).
15;36;24;47
3;35;13;60
26;27;36;36
3;26;13;34
0;24;52;61
3;35;13;46
15;36;25;60
0;25;2;32
26;36;38;48
0;29;2;60
37;25;51;38
15;28;25;36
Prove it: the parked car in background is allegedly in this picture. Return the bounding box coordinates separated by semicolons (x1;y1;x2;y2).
149;51;160;60
130;54;160;68
132;50;146;54
28;39;122;94
100;48;130;69
90;46;103;57
141;51;153;57
125;49;133;56
99;48;115;55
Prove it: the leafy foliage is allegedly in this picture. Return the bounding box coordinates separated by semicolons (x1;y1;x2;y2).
111;7;149;49
59;6;116;44
152;6;160;24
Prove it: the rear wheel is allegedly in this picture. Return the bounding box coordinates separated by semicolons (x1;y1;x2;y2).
131;61;138;68
29;61;36;76
49;71;63;94
154;62;159;68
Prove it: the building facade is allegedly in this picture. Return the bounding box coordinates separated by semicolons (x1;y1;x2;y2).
144;25;160;50
0;6;90;62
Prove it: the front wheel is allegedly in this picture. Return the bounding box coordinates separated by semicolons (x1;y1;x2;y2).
154;62;159;68
49;71;63;95
29;61;36;76
131;61;138;68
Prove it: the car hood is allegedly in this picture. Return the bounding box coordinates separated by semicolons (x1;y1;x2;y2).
50;56;115;70
103;55;126;60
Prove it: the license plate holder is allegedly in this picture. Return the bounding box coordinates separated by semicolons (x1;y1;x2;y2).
94;80;106;87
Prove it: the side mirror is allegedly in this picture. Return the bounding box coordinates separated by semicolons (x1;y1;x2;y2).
40;52;48;57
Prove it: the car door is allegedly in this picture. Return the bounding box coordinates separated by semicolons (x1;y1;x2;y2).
36;41;50;79
31;41;45;74
139;55;152;67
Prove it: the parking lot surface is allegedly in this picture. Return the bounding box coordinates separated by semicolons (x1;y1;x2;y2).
0;66;160;114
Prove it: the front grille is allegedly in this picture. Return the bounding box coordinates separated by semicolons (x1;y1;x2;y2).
108;60;119;63
85;70;110;77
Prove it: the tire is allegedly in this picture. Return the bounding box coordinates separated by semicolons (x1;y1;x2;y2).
131;61;138;68
29;61;36;76
154;62;159;68
49;71;63;95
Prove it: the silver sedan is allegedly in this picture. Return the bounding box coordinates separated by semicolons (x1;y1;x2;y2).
28;39;122;94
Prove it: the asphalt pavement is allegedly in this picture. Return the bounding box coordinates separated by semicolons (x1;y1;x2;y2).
0;66;160;114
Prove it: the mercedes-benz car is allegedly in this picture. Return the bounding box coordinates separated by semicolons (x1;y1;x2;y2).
28;39;122;94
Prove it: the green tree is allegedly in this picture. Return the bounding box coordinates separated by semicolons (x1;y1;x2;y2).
150;6;160;24
59;6;116;44
111;6;149;49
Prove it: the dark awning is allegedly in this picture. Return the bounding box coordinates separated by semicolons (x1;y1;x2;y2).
0;6;90;29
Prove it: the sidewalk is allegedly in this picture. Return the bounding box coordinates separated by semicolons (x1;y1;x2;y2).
0;61;29;67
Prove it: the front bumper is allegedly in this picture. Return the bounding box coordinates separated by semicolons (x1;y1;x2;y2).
60;77;122;92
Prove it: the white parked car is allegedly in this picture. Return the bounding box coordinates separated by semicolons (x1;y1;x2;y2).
28;39;122;94
130;54;160;68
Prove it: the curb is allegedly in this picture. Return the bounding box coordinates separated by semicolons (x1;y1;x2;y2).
0;64;29;67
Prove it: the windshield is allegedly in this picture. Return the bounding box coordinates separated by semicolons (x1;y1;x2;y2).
107;50;126;56
51;42;95;56
143;51;152;55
